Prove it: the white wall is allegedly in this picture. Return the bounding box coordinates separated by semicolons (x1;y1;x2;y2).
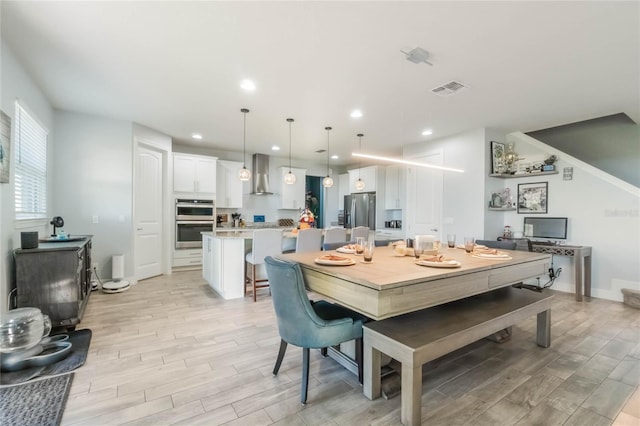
403;128;491;241
53;111;134;280
501;132;640;301
0;41;54;315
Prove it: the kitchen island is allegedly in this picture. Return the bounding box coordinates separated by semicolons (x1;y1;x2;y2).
201;229;295;299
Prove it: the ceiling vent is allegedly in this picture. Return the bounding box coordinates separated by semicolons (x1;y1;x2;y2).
431;81;468;97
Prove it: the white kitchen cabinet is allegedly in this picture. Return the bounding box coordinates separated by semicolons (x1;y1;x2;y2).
216;160;243;208
278;167;306;209
375;229;405;241
348;166;378;193
173;153;217;195
338;174;349;210
384;165;404;209
202;234;245;299
173;248;202;268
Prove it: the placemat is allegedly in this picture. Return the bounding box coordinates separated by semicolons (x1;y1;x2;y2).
0;373;74;426
1;329;91;385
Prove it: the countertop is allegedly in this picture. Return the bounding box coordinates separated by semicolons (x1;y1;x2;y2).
203;229;296;239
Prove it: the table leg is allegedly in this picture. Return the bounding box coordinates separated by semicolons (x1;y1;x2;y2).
536;309;551;348
364;341;381;400
400;364;422;426
584;255;592;298
574;256;583;302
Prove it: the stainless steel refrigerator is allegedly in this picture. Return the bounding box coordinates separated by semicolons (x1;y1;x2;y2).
344;192;376;230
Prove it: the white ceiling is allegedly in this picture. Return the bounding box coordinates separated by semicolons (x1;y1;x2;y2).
2;1;638;167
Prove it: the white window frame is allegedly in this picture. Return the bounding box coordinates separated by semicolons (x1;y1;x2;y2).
14;101;48;225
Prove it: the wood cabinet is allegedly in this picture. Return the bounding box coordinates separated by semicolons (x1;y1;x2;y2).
384;165;404;210
173;153;217;195
348;166;378;193
216;160;243;208
14;237;92;329
278;166;306;210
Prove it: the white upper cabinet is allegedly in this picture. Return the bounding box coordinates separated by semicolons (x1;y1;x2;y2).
338;173;349;210
278;166;306;209
216;160;243;208
348;166;378;193
173;153;217;195
384;165;404;209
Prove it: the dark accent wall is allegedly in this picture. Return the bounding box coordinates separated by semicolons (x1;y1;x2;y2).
526;113;639;187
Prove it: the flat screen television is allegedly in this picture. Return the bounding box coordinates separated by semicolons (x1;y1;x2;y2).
523;217;568;240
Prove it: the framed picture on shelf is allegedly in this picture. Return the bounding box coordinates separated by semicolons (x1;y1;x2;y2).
490;141;505;174
517;182;548;214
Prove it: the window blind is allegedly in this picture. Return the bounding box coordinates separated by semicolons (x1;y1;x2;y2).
14;103;48;220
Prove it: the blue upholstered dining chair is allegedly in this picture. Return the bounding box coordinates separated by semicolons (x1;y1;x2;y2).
322;241;349;251
264;256;367;404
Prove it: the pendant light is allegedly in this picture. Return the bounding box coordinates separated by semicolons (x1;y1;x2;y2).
354;133;365;191
238;108;251;181
322;126;334;188
284;118;296;185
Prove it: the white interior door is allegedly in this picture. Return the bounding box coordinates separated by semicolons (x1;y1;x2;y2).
405;151;443;239
135;144;163;280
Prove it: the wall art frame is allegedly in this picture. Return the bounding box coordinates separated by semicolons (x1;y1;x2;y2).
0;110;11;184
517;181;548;214
490;141;505;174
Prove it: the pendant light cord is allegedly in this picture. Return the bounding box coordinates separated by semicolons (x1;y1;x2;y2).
325;126;332;176
241;108;249;167
287;118;294;172
357;133;363;179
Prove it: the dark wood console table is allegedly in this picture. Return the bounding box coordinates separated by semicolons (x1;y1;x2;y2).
13;236;93;328
530;243;592;302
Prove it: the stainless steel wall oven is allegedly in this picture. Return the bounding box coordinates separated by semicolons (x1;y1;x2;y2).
175;199;215;248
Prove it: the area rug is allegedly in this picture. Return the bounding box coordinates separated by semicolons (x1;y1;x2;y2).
0;373;74;426
1;328;91;385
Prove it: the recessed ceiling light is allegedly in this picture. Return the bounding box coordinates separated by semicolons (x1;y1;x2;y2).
271;145;280;151
421;129;433;136
331;155;339;160
240;79;256;91
191;133;203;140
350;109;363;118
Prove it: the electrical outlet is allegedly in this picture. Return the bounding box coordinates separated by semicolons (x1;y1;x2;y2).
92;215;99;224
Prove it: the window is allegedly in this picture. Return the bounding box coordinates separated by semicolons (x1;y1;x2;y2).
14;102;48;220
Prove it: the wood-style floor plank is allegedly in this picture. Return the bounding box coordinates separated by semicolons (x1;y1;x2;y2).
60;270;639;425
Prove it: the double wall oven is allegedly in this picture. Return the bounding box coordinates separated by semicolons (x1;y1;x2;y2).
175;199;215;248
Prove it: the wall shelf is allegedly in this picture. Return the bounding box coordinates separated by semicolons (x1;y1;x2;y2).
489;171;558;179
488;207;516;211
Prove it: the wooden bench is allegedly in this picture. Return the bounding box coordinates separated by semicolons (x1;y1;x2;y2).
363;286;553;426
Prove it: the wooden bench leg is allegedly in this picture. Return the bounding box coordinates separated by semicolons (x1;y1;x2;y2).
401;363;422;426
537;309;551;348
363;340;381;400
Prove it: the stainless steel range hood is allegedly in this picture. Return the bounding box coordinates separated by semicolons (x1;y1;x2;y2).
251;153;273;195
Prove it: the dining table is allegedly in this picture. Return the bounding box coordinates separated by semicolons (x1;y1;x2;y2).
280;244;552;321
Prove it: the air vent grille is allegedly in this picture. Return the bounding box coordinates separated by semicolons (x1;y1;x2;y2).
431;80;468;97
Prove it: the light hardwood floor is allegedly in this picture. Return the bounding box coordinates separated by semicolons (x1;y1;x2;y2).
62;270;640;425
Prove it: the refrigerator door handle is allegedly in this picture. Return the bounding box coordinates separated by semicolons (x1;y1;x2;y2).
351;198;357;227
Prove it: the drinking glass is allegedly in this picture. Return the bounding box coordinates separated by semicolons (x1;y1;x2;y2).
355;237;365;255
464;237;475;253
447;234;456;248
363;241;375;262
413;238;424;259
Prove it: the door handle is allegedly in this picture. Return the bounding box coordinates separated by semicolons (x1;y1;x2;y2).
430;228;438;232
137;228;143;231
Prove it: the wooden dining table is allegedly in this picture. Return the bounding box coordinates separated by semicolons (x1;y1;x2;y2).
280;245;552;321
